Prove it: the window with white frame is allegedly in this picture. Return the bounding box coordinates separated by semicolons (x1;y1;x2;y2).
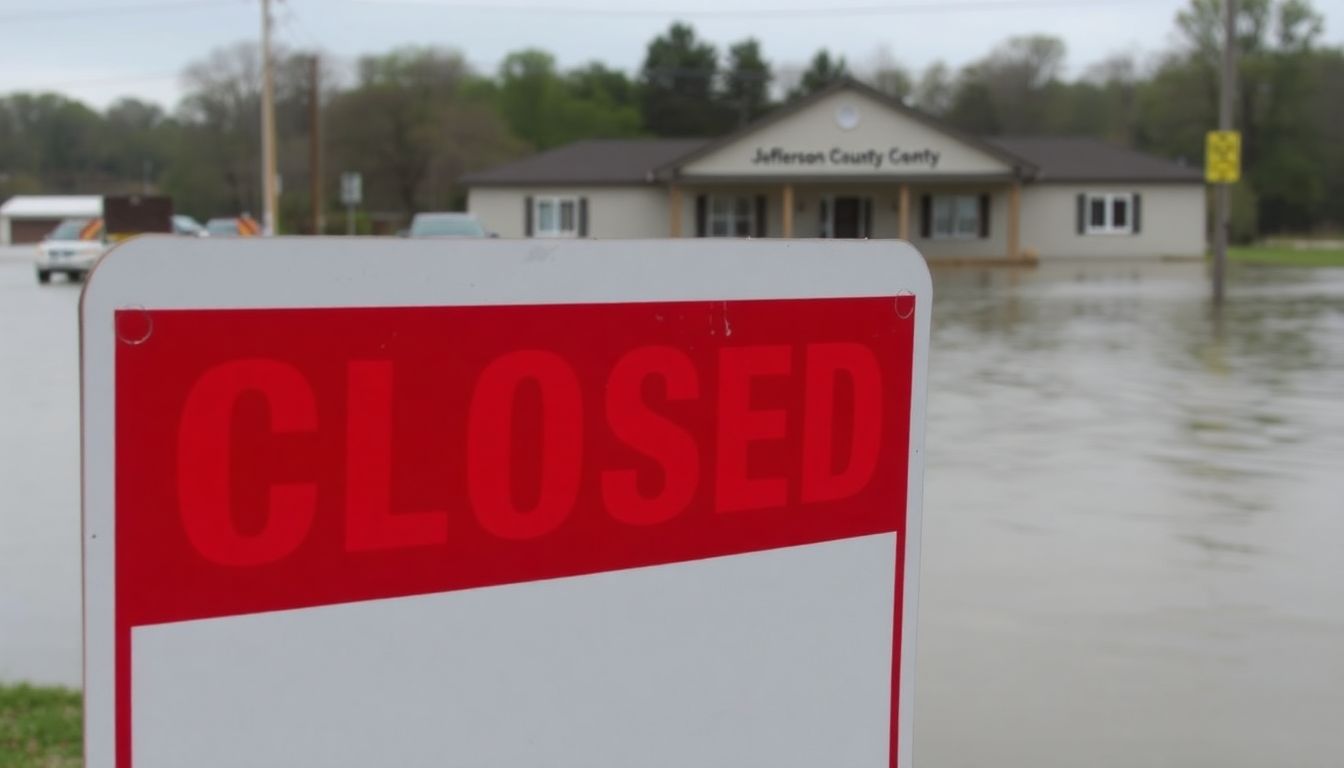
534;196;579;237
708;195;755;237
1085;192;1134;234
931;195;980;239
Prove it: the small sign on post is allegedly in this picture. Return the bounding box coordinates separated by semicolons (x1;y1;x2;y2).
340;172;362;235
82;238;930;767
1205;130;1241;184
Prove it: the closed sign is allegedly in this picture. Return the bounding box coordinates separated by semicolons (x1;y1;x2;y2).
81;238;931;768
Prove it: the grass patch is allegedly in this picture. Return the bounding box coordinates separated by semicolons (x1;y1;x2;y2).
0;685;81;768
1229;246;1344;267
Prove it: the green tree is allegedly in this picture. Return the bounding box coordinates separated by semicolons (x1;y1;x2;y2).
721;39;772;126
788;50;849;100
326;46;523;219
163;43;317;223
0;93;176;200
566;63;638;108
495;49;560;147
944;35;1067;134
912;62;955;115
1071;54;1143;144
1156;0;1329;233
1135;52;1210;162
943;77;999;134
493;50;641;149
0;93;103;192
1303;49;1344;232
867;45;913;102
639;22;732;136
100;98;173;192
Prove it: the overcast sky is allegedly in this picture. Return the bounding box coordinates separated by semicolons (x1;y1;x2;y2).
1;0;1341;110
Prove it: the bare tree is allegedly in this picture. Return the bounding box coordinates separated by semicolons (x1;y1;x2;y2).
327;46;524;219
865;45;913;102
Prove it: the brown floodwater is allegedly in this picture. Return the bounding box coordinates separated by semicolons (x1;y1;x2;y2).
917;261;1344;767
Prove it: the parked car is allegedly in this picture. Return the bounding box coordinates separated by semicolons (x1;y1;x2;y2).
172;215;208;237
35;218;105;284
205;215;261;237
407;212;489;238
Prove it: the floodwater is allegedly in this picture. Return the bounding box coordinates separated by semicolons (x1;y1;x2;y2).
0;250;83;688
2;249;1343;766
917;262;1344;766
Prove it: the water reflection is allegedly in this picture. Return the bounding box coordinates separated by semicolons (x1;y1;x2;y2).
919;261;1344;767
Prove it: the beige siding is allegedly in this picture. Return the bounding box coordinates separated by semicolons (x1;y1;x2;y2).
1020;184;1206;259
672;186;784;238
681;90;1011;179
672;185;1009;259
672;186;926;240
468;181;1207;261
468;187;669;239
905;187;1008;259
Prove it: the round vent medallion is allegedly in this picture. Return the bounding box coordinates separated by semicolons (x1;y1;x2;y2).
835;104;861;130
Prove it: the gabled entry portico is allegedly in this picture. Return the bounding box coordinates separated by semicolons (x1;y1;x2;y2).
669;178;1025;260
657;82;1032;258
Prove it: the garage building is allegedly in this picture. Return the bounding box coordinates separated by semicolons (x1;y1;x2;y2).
0;195;102;246
463;80;1205;260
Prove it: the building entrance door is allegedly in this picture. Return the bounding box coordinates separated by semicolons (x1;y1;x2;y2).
832;197;862;238
827;196;860;235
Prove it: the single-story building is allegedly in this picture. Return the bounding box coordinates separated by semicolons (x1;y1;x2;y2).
0;195;103;246
463;79;1205;260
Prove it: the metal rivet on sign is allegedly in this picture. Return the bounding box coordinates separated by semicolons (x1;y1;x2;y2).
115;306;154;346
895;291;915;320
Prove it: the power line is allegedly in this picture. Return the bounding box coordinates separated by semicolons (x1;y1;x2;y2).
276;1;366;85
4;70;182;92
0;0;247;23
347;0;1166;19
276;0;325;52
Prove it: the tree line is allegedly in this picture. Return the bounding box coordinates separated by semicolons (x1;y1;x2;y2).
0;0;1339;238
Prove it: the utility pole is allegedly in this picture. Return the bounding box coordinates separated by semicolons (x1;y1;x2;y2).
260;0;279;236
309;54;323;235
1213;0;1237;306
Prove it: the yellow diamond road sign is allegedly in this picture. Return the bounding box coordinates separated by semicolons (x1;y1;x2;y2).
1206;130;1241;184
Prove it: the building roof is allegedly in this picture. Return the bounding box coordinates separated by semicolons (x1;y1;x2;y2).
460;139;707;186
460;82;1202;187
0;195;103;218
986;137;1202;183
654;78;1037;180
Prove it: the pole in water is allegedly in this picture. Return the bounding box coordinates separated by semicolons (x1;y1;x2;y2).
1213;0;1237;306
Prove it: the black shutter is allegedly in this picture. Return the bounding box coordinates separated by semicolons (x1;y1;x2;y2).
754;194;767;237
524;196;533;237
1076;194;1085;235
863;197;873;238
920;194;932;238
979;193;991;238
1132;193;1142;234
578;197;589;237
820;197;829;237
695;194;707;237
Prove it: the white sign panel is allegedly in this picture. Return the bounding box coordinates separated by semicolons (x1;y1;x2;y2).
81;237;931;767
339;172;361;206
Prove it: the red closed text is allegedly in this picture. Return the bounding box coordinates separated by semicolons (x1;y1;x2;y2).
117;297;915;628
